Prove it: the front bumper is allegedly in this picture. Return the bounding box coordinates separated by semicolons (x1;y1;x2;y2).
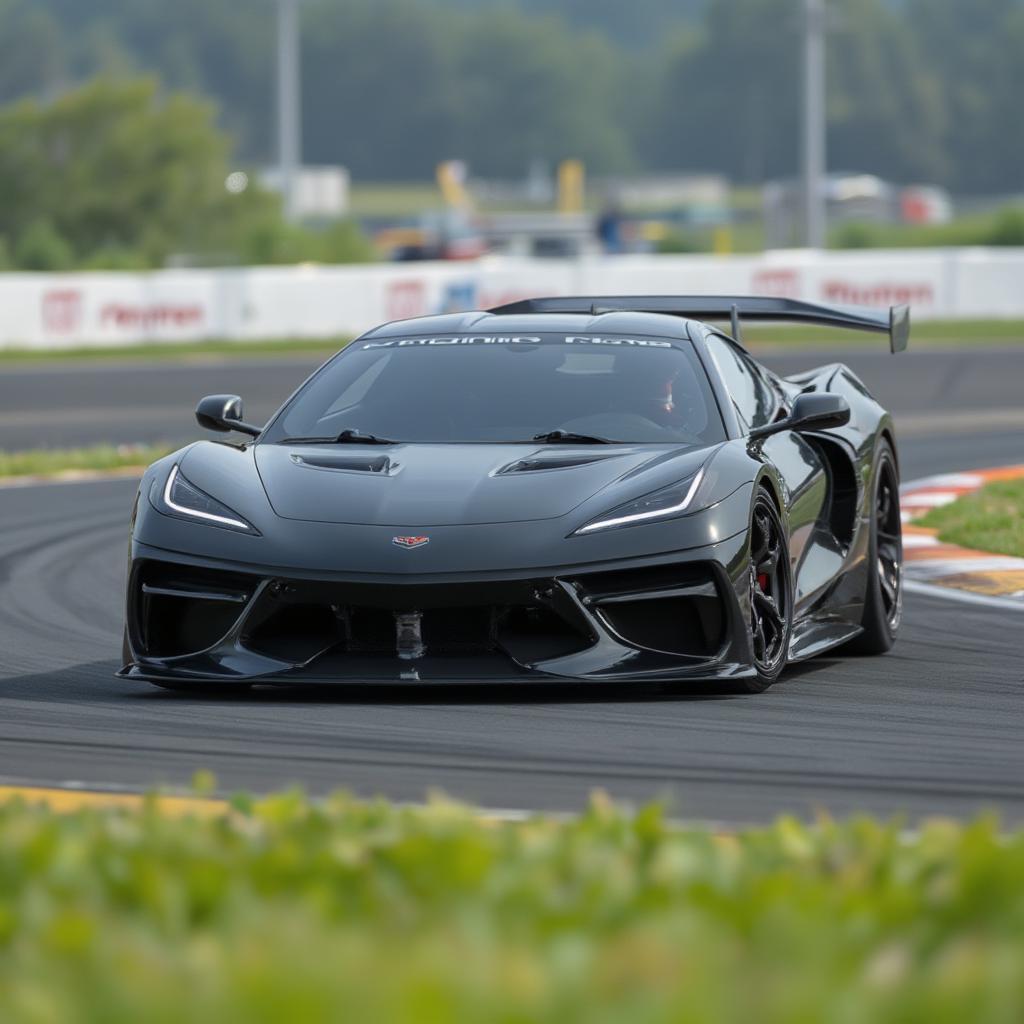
120;533;756;686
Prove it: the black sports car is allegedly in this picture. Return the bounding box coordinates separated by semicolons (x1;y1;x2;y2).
120;296;908;693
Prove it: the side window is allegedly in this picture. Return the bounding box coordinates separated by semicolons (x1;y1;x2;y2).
704;333;775;430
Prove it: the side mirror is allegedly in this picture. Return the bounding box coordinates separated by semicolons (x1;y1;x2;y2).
195;394;262;437
749;393;851;441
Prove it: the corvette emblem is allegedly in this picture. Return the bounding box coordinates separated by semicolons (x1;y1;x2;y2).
393;535;430;549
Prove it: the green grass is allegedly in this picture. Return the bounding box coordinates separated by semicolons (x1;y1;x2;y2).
0;790;1021;1023
831;206;1024;250
744;318;1024;349
918;477;1024;558
0;337;349;364
0;443;174;479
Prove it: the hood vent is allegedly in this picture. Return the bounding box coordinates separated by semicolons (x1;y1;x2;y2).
497;452;615;475
291;453;395;475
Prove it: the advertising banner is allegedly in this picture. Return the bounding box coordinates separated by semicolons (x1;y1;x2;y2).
0;248;1019;349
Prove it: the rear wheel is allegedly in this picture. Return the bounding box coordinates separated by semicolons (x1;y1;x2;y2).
736;490;793;693
847;442;902;654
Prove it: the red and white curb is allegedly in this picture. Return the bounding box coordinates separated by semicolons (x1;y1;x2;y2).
901;466;1024;610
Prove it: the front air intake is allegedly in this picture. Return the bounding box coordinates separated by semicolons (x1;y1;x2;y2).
132;561;258;657
573;563;724;658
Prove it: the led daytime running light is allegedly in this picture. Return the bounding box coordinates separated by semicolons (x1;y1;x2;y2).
163;465;251;531
576;467;705;534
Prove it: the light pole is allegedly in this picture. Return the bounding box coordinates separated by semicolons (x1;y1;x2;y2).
277;0;302;221
801;0;827;248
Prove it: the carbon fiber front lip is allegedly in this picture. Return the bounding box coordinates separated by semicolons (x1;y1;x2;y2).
118;661;758;686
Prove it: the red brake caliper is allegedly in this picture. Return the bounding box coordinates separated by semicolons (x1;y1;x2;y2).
758;574;769;592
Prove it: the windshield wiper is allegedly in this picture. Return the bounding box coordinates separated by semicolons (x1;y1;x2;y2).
335;429;396;445
530;429;618;445
280;430;397;446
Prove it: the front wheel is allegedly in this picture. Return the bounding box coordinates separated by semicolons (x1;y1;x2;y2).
736;490;793;693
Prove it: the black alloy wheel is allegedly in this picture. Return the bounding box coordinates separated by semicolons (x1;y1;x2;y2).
874;456;903;631
745;491;792;689
846;442;903;654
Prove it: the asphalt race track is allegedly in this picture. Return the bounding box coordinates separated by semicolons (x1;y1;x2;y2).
1;344;1022;822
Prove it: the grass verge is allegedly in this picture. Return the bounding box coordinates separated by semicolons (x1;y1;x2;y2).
0;443;173;480
744;317;1024;348
918;477;1024;558
0;337;349;364
0;790;1021;1023
1;321;1023;365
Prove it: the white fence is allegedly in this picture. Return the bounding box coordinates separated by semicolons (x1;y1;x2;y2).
2;247;1022;350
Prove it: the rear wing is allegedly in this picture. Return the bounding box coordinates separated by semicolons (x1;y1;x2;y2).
489;295;910;354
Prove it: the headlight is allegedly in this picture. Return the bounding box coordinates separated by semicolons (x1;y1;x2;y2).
154;464;259;534
573;468;705;535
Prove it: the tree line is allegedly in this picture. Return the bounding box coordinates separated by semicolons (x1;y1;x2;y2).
0;78;373;271
0;0;1020;196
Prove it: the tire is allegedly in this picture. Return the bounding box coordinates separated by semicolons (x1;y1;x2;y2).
734;488;794;693
845;441;902;655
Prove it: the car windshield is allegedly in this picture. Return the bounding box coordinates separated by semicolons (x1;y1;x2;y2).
263;333;726;446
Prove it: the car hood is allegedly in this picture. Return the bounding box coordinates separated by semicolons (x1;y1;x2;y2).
253;442;713;526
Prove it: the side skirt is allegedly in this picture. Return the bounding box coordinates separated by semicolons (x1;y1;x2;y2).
788;618;863;662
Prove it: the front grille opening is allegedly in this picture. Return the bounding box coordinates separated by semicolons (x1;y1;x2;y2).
497;606;591;663
347;608;397;651
239;585;594;667
342;607;498;655
600;595;723;658
422;607;494;652
245;603;345;663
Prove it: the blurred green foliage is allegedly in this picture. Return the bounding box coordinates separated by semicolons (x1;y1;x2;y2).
11;219;75;271
0;77;374;270
0;790;1021;1023
833;205;1024;249
0;2;1019;269
987;208;1024;247
0;0;1020;194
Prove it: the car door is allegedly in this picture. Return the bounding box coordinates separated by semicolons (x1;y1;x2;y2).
703;333;831;611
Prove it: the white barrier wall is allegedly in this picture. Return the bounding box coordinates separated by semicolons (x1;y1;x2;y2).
1;247;1021;349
